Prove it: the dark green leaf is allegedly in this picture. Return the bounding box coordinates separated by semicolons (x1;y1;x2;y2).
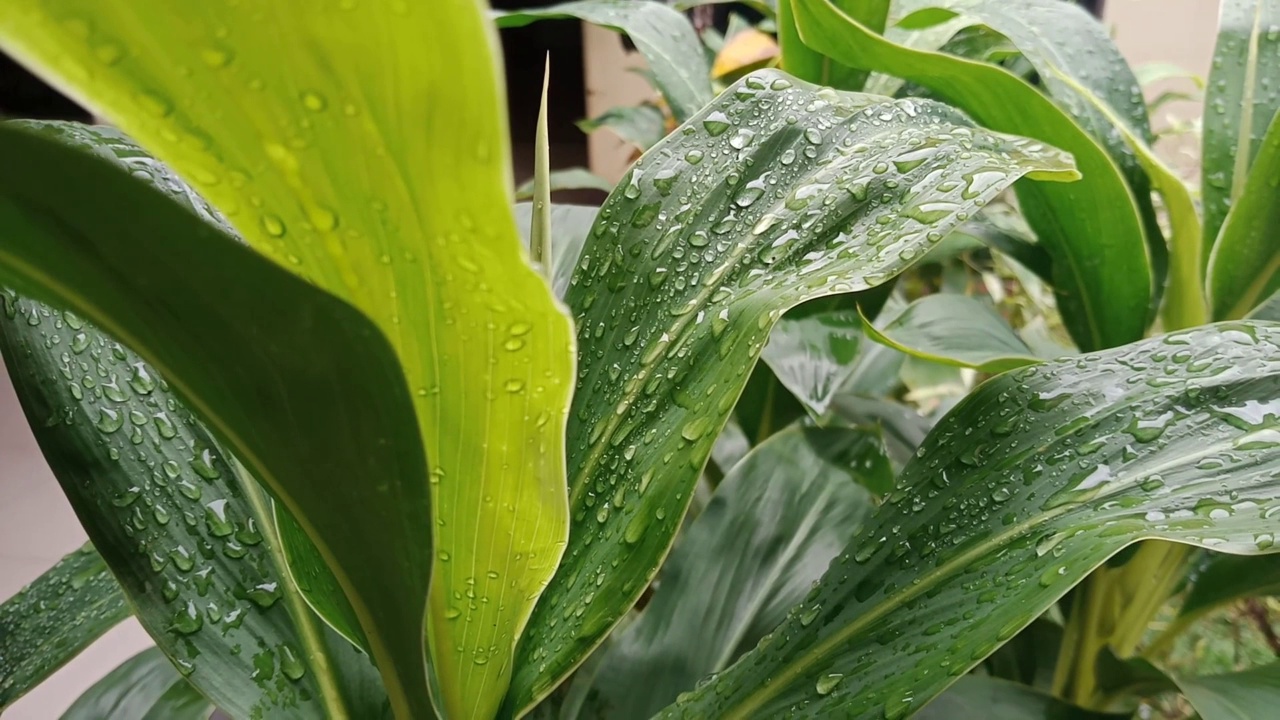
0;123;418;718
1149;554;1280;653
577;104;669;152
507;68;1075;713
660;322;1280;718
1178;662;1280;720
1207;112;1280;320
1201;0;1280;256
863;294;1041;373
496;1;713;122
760;308;864;417
0;544;130;711
916;675;1126;719
61;648;213;720
795;0;1155;350
590;427;879;719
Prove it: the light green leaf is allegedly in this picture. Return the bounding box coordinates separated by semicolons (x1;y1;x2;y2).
0;3;579;716
590;427;880;719
515;169;614;202
577;104;669;152
794;0;1155;350
777;0;890;91
0;544;130;711
1201;0;1280;256
916;675;1125;719
760;307;864;417
513;203;599;300
0;123;416;717
1178;663;1280;720
660;322;1280;718
61;648;214;720
496;1;713;122
1207;112;1280;320
532;61;554;272
506;68;1076;713
862;294;1041;373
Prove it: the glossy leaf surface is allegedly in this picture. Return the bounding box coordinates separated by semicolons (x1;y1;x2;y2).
0;123;415;718
863;294;1040;373
0;544;129;711
61;648;214;720
590;427;880;718
1201;0;1280;254
795;0;1153;350
507;68;1076;713
760;307;864;417
1207;112;1280;320
661;322;1280;719
496;1;713;122
0;3;578;715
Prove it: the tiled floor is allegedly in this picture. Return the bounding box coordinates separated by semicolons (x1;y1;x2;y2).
1;353;152;719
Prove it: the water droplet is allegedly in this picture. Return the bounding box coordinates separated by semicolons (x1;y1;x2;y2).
815;673;843;695
702;111;731;136
301;90;328;112
261;214;286;237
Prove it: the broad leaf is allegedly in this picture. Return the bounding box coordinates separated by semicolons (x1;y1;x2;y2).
1201;0;1280;255
777;0;890;91
0;544;129;711
577;104;669;152
1178;662;1280;720
1207;112;1280;320
506;68;1076;713
916;675;1125;719
590;427;880;719
794;0;1155;350
496;1;713;122
863;294;1040;373
660;322;1280;718
0;124;418;717
760;307;864;417
1;288;387;716
0;3;579;716
61;648;214;720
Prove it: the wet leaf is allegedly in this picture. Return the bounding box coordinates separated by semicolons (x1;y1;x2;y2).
0;123;407;718
496;1;713;122
61;647;213;720
1207;112;1280;320
795;0;1155;350
862;294;1040;373
660;322;1280;719
0;545;130;711
0;3;578;715
506;68;1076;713
589;427;880;719
1201;0;1280;256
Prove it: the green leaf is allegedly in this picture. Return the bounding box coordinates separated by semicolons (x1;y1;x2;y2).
658;321;1280;719
916;675;1126;719
794;0;1155;350
1201;0;1280;256
1249;289;1280;322
862;294;1041;373
506;68;1076;713
515;169;614;202
577;104;669;152
589;427;879;719
496;1;713;122
1149;554;1280;653
760;307;864;417
0;544;130;711
777;0;890;91
1179;663;1280;720
532;61;554;273
1207;112;1280;320
513;203;599;300
61;648;214;720
0;123;416;717
0;2;579;715
2;285;388;714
